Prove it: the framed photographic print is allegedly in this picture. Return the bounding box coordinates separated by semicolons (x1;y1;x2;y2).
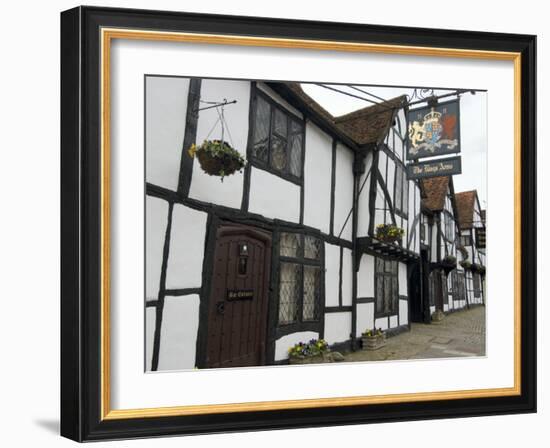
60;6;536;442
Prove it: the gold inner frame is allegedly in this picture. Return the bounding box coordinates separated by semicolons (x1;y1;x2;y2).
100;27;522;420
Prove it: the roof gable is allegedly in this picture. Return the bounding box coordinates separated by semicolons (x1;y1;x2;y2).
421;176;450;212
270;82;406;147
455;190;478;229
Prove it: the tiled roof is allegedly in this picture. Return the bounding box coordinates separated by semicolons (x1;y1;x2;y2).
455;190;477;229
421;176;450;212
334;96;407;145
277;83;406;146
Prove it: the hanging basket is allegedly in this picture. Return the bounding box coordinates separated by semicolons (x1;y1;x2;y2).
375;224;404;244
440;256;457;275
189;139;246;180
471;263;486;275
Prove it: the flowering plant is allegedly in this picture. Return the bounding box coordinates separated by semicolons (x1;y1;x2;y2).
188;139;246;180
375;224;404;243
288;339;329;358
362;328;384;338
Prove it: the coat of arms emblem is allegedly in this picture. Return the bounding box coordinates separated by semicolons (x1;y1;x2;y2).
408;107;458;156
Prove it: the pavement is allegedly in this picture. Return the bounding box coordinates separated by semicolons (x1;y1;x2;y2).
344;305;486;362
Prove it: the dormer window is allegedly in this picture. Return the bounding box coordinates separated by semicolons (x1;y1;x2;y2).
249;88;304;183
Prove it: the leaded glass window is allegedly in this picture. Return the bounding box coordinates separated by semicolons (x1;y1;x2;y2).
444;211;455;241
250;89;304;181
473;272;481;298
304;235;322;260
450;270;466;302
280;232;301;258
394;163;409;218
251;95;270;162
303;265;321;321
375;258;399;315
278;262;301;324
460;230;472;246
277;232;323;325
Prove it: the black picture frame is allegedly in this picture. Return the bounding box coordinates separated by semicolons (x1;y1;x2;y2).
61;5;536;442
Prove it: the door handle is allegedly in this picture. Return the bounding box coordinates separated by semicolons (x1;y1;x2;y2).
216;301;225;315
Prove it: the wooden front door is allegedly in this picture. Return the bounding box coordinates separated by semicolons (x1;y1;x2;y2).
205;224;271;368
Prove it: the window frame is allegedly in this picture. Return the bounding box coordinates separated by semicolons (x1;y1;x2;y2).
374;257;399;317
393;161;409;219
449;270;466;302
460;230;473;247
248;87;305;185
473;271;482;298
276;231;324;327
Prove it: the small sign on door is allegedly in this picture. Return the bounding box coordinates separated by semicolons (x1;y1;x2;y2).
227;289;254;301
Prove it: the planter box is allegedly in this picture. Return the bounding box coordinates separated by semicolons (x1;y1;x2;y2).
431;309;445;324
289;352;331;365
361;334;386;351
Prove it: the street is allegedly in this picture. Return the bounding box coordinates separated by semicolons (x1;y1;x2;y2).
345;306;486;362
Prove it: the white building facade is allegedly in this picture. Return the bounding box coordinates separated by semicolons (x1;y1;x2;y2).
145;77;480;371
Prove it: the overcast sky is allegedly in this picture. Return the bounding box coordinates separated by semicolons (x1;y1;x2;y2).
301;83;487;208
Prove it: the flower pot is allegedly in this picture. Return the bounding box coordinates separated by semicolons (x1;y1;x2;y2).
441;262;456;275
289;352;332;365
431;309;445;324
196;149;244;178
378;236;400;244
191;140;246;179
361;334;385;351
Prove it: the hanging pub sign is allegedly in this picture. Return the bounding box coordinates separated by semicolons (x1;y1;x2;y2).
475;227;486;249
406;156;462;180
407;99;461;160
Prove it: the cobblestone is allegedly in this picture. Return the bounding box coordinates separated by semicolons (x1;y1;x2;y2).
344;306;486;363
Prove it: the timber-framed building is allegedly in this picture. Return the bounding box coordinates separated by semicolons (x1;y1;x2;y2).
145;77;485;370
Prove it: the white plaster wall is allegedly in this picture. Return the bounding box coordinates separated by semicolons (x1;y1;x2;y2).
393;129;404;155
444;304;449;312
324;243;340;307
146;76;189;191
341;248;353;306
165;204;208;289
145;306;157;371
357;153;373;237
188;79;250;209
386;156;395;204
396;109;407;139
324;312;352;345
333;143;354;241
389;315;398;328
303;122;332;234
157;294;200;371
356;302;375;336
274;331;319;361
399;299;408;326
146;196;169;300
357;254;375;297
375;209;386;228
248;167;300;222
430;305;436;315
257;83;303;119
398;262;408;296
375;317;389;331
